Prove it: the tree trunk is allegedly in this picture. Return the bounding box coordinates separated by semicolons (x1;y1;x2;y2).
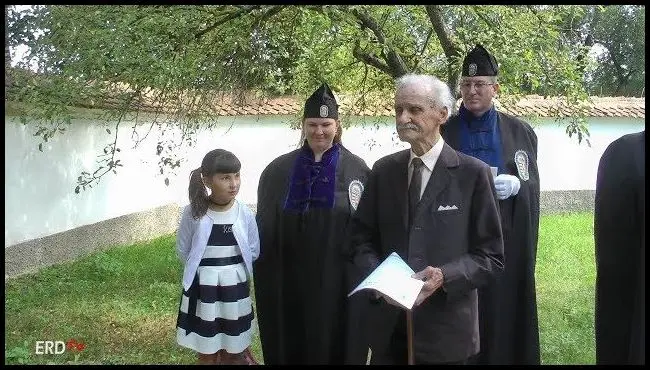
425;5;463;97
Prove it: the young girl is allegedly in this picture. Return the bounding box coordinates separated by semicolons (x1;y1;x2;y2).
175;149;260;365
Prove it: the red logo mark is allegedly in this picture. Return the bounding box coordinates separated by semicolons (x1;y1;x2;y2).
65;339;86;352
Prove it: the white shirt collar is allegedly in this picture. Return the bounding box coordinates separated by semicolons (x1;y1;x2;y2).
409;137;445;171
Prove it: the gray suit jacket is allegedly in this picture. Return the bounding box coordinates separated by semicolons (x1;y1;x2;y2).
349;142;504;363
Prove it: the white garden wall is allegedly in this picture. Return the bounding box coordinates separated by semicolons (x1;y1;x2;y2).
4;114;645;248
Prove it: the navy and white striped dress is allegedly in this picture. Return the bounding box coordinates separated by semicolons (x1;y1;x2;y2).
176;206;254;354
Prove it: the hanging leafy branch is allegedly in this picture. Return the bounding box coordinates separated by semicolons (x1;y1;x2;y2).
6;5;631;193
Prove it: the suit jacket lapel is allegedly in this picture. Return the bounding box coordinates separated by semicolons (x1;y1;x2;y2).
418;143;458;212
390;150;410;231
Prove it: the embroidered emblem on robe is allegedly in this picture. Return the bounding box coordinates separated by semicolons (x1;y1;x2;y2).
348;180;364;211
514;150;530;181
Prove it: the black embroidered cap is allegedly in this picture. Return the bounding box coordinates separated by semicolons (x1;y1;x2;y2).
462;44;499;77
303;83;339;119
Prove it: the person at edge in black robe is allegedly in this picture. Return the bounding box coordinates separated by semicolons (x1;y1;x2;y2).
441;44;541;365
594;131;645;365
253;83;371;365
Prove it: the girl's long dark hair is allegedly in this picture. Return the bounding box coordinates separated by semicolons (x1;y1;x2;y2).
189;149;241;219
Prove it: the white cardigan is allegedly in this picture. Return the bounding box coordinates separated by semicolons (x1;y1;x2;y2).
176;200;260;291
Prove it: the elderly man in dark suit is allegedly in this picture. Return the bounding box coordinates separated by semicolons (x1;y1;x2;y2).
348;74;504;365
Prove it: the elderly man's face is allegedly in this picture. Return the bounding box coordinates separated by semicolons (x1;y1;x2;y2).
394;84;447;147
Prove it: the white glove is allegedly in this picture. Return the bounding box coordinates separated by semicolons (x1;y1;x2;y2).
494;174;520;200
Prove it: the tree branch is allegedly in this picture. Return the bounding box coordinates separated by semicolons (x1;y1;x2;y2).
425;5;463;92
413;27;434;71
253;5;286;27
194;6;260;41
606;45;628;94
352;9;386;43
472;7;499;31
526;5;546;26
352;41;393;77
420;27;434;57
351;8;408;78
576;34;594;75
425;6;461;63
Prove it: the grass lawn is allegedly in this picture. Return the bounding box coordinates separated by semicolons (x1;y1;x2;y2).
536;211;596;364
4;212;595;365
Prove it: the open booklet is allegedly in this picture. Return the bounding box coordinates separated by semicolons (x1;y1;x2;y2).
348;252;425;310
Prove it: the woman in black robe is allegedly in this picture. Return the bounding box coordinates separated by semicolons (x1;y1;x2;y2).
253;83;371;364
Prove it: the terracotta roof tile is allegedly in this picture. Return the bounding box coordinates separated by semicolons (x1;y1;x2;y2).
205;94;643;119
69;87;644;119
7;67;642;119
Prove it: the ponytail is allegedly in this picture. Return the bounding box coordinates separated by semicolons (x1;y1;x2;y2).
188;167;209;219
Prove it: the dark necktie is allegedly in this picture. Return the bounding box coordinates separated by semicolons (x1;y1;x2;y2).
408;157;424;228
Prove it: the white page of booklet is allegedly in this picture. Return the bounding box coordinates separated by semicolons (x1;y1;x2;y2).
348;252;425;310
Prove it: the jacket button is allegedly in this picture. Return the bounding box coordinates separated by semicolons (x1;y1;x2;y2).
414;226;422;230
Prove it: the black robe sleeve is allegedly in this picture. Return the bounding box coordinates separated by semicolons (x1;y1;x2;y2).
594;131;645;365
253;153;294;365
499;115;541;365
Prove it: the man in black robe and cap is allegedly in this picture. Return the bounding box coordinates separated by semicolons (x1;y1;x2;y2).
594;130;645;365
253;83;371;364
441;44;541;365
